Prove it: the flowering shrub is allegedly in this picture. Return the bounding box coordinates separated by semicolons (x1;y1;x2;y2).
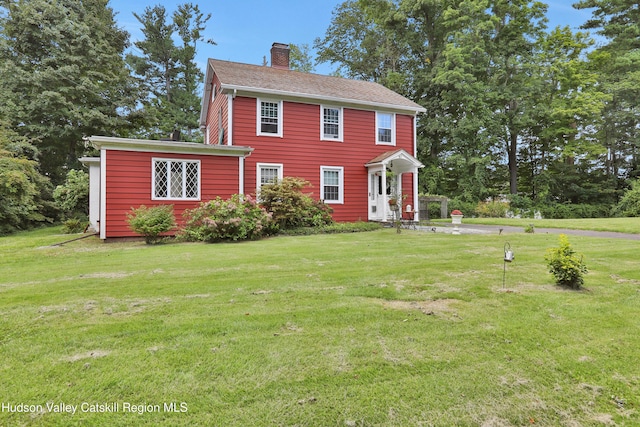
181;194;276;243
451;209;463;216
475;201;508;218
544;234;587;289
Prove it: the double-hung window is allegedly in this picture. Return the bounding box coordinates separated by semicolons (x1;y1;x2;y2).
321;106;343;141
256;163;283;195
376;112;395;145
257;99;283;137
153;159;200;200
320;166;344;204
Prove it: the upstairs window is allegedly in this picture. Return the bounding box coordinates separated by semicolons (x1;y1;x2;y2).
320;166;344;204
321;106;343;141
376;112;395;145
257;99;283;137
153;159;200;200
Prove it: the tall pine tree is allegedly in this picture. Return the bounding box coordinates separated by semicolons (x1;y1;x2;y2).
126;3;212;141
575;0;640;184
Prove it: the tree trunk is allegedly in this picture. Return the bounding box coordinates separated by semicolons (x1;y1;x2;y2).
509;131;518;194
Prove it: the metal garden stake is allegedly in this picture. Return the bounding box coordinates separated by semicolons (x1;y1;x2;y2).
503;242;514;288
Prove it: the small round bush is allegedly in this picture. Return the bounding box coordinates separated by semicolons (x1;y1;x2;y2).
181;194;276;243
544;234;587;289
127;205;176;244
62;218;87;234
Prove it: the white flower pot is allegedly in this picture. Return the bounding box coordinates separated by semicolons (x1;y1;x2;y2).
451;214;463;225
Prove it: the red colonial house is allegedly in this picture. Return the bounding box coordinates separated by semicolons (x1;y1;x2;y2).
83;43;425;240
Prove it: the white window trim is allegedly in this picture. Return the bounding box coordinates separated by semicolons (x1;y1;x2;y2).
256;162;284;196
151;158;201;201
320;166;344;204
375;112;396;146
257;98;283;137
320;105;343;142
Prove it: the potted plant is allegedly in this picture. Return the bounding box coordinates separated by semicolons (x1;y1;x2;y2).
450;209;463;225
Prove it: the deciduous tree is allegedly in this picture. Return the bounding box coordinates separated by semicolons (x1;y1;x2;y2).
0;122;53;234
0;0;144;184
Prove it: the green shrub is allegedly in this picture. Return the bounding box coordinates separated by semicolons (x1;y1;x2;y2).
181;194;276;243
448;198;477;218
62;218;87;234
544;234;587;289
539;203;611;219
126;205;176;244
613;179;640;217
524;224;535;234
258;177;333;228
508;194;533;213
476;200;508;218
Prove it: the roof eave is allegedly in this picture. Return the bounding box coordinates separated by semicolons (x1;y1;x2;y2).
220;84;426;114
87;136;253;157
199;61;215;127
365;149;425;168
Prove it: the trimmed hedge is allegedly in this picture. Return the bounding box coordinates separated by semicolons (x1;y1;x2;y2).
278;221;383;236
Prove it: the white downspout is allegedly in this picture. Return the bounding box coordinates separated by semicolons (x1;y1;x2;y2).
239;157;245;195
382;163;388;221
99;149;107;240
227;92;234;146
413;114;419;221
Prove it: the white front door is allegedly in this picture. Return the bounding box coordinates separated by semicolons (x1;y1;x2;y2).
368;170;384;221
368;169;400;221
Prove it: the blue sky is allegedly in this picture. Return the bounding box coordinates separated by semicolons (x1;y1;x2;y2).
110;0;598;75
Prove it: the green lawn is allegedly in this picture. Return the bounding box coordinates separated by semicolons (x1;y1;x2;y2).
1;226;639;426
435;216;640;234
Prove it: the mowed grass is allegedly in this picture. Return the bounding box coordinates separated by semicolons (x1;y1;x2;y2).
0;226;639;426
443;217;640;234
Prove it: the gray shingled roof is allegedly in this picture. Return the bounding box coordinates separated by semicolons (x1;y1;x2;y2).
208;59;425;113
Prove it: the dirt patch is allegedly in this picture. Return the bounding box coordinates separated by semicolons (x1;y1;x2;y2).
480;416;512;427
610;274;640;285
184;294;210;299
379;298;459;316
64;350;110;362
79;272;132;279
592;413;616;425
283;322;303;332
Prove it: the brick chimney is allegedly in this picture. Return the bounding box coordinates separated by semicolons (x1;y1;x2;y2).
270;42;290;70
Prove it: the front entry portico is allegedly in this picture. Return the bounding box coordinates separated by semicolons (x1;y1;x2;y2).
365;149;424;222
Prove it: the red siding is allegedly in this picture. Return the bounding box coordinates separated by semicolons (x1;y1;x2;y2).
104;150;241;238
229;96;417;222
